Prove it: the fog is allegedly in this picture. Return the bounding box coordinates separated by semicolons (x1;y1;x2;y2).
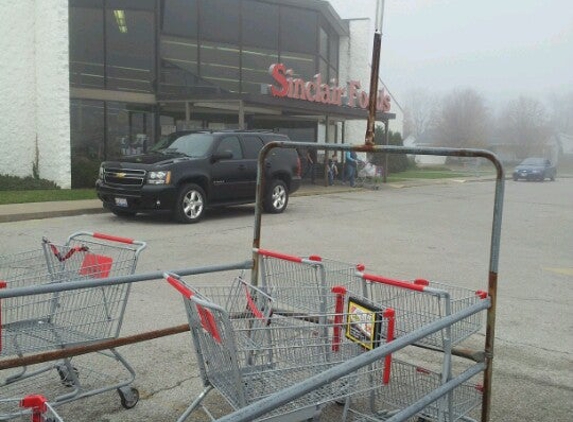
328;0;573;108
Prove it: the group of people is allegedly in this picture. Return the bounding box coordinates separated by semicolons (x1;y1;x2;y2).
302;147;361;187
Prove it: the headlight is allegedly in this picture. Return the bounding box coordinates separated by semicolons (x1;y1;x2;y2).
147;171;171;185
98;165;104;179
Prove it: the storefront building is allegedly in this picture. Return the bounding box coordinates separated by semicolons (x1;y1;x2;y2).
2;0;397;188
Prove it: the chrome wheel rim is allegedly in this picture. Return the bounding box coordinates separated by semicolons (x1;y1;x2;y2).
183;190;204;219
272;185;286;210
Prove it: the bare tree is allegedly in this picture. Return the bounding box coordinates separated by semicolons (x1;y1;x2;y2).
434;88;489;148
403;88;440;139
499;96;551;159
547;91;573;135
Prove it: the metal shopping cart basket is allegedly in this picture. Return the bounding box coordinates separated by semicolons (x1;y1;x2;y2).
256;248;487;351
164;271;409;422
257;256;487;422
0;395;63;422
0;231;146;418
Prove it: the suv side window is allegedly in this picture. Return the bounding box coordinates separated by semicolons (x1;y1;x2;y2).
241;135;265;159
216;136;243;159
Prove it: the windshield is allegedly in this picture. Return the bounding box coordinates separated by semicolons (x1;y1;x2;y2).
150;133;214;158
521;158;544;166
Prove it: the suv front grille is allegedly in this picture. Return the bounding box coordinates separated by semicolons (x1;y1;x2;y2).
104;168;146;187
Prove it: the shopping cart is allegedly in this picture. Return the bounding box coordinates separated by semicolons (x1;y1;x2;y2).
256;248;487;350
356;161;382;189
0;395;64;422
164;272;405;422
0;231;146;418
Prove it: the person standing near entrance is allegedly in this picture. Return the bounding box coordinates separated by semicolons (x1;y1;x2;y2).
305;146;317;184
345;150;359;187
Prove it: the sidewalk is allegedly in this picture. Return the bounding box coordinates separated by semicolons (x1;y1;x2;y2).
0;182;357;223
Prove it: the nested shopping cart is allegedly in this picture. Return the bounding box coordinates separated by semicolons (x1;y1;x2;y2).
0;395;63;422
0;231;146;419
254;248;488;421
164;271;408;422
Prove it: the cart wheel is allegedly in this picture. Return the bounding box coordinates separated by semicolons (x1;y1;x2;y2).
57;365;79;387
118;386;139;409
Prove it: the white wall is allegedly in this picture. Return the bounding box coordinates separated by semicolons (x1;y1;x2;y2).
0;0;71;188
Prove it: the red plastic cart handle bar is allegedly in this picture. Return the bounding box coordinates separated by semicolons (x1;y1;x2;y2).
163;273;221;342
165;273;194;299
382;308;395;385
255;248;304;263
20;395;48;422
331;286;347;352
92;232;138;244
243;284;265;320
361;273;427;292
0;281;5;352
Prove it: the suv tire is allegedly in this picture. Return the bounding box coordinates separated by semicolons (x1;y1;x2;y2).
264;179;288;214
174;183;206;223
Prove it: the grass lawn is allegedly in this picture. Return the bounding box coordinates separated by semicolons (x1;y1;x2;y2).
0;189;97;205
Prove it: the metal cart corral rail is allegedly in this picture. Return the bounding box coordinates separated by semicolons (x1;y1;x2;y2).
0;232;146;419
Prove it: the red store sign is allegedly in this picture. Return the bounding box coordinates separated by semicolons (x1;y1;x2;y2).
268;63;391;112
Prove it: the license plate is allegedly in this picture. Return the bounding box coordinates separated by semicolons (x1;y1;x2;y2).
115;197;128;207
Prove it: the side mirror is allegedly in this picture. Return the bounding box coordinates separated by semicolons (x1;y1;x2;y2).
212;150;233;161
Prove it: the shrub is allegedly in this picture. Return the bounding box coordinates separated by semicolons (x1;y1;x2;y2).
0;174;60;191
71;157;101;188
371;126;412;174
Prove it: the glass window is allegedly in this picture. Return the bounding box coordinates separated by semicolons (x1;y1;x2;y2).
242;1;278;49
241;135;264;159
200;0;239;44
329;33;339;68
241;47;278;94
69;4;104;88
105;7;156;92
70;99;105;188
280;7;317;54
280;53;316;81
162;0;198;38
319;27;328;60
216;136;243;159
106;102;156;158
200;41;240;93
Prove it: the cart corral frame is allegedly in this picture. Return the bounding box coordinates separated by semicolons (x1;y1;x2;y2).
242;140;505;422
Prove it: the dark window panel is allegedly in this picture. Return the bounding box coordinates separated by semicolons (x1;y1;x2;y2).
69;6;104;88
105;8;156;92
106;0;155;10
280;6;317;54
280;52;316;80
241;1;278;50
241;47;278;94
241;135;265;159
162;0;198;38
319;27;328;60
199;0;239;44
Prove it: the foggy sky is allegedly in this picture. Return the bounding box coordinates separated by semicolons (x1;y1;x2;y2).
327;0;573;109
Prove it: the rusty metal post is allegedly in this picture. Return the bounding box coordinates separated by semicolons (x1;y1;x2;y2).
365;31;382;146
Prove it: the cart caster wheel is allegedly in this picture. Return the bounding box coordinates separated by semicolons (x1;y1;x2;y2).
118;386;139;409
57;365;79;387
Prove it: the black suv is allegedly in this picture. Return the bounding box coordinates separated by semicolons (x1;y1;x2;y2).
96;130;301;223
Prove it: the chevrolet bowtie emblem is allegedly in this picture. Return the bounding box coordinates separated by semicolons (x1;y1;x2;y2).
117;172;126;178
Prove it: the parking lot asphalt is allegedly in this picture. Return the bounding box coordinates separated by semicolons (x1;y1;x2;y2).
3;172;557;224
